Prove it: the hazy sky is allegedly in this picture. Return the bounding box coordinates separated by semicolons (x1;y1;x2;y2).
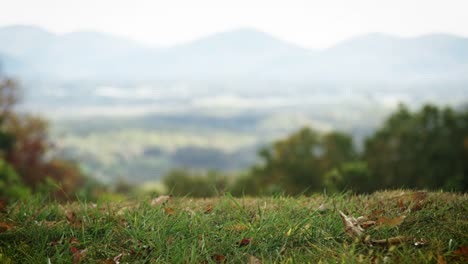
0;0;467;48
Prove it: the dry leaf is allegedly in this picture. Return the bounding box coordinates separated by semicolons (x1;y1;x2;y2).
368;210;385;219
205;205;214;214
164;207;175;216
70;246;87;264
317;203;327;212
66;211;82;228
184;207;195;217
413;238;428;247
397;199;405;211
69;237;80;244
151;195;171;206
0;199;6;212
339;211;364;238
211;254;226;262
452;246;468;262
437;254;447;264
0;222;14;233
376;216;405;227
372;236;410;245
247;255;262;264
361;220;376;229
239;237;253;247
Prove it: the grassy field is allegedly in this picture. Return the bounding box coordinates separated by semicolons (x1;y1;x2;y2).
0;190;467;263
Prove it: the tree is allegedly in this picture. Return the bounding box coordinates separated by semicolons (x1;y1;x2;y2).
249;128;356;195
364;104;468;191
0;72;90;199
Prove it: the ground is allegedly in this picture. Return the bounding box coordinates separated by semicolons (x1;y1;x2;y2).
0;190;467;263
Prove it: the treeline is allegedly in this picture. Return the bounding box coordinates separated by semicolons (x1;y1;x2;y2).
1;73;467;200
163;104;468;196
0;75;104;201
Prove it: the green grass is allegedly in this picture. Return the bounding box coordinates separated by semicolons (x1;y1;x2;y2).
0;190;467;263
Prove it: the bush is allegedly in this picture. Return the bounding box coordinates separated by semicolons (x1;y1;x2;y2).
163;169;228;197
324;162;373;193
0;159;31;200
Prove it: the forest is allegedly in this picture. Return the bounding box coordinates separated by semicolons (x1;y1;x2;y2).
1;73;466;202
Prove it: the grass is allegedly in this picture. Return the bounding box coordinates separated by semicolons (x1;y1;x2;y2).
0;190;467;263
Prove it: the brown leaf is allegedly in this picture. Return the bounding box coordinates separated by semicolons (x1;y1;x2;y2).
361;220;376;229
164;207;175;216
372;236;410;245
368;209;385;219
247;255;262;264
452;246;468;262
205;204;213;214
437;254;447;264
101;253;124;264
66;211;82;228
151;195;171;206
397;199;405;211
70;247;87;264
70;237;80;244
376;216;405;227
239;237;253;247
211;254;226;262
0;222;14;233
339;211;364;238
0;199;7;212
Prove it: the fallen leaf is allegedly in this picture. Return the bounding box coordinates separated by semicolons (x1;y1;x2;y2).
70;237;80;244
211;254;226;262
452;245;468;262
205;205;214;214
184;207;195;217
453;245;468;255
437;254;447;264
368;210;385;219
361;220;376;229
70;246;78;254
101;253;124;264
0;199;6;212
66;211;82;228
413;238;428;247
239;237;253;247
397;199;405;211
164;207;175;216
247;255;262;264
372;236;410;245
376;216;405;227
339;211;364;238
0;222;14;233
70;247;87;264
317;203;327;212
151;195;171;206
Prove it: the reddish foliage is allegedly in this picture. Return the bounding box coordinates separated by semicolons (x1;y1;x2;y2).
239;237;253;247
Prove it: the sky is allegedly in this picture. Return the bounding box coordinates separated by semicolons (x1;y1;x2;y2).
0;0;467;49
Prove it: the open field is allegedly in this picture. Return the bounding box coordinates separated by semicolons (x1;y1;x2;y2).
0;190;467;263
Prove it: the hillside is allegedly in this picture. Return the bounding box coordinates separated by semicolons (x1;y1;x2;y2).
1;25;468;82
0;191;466;263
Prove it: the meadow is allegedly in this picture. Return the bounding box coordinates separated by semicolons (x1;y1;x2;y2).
0;190;466;263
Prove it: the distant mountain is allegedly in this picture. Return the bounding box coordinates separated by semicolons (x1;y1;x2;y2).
1;25;468;83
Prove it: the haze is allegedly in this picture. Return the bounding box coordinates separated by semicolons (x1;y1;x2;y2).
1;0;468;49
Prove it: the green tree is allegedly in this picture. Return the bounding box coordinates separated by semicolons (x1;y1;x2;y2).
163;169;227;197
365;104;468;191
250;128;356;195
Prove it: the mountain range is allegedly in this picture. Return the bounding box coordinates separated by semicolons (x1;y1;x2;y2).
1;25;468;83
